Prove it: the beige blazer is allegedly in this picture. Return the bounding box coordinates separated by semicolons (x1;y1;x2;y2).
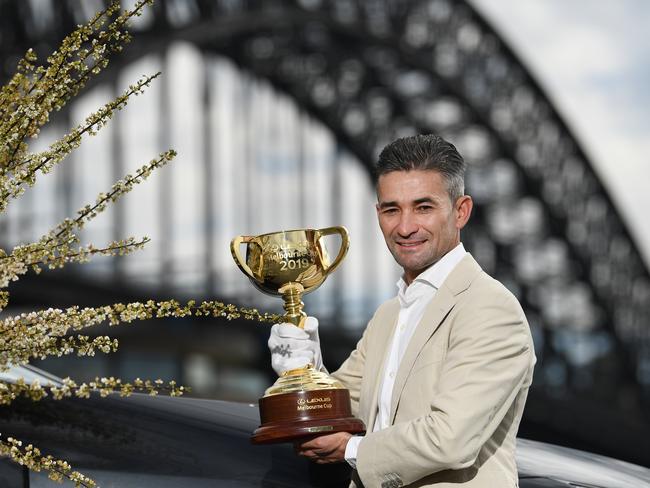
332;254;535;488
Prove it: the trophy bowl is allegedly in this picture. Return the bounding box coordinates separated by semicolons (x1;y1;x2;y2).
231;227;348;327
231;226;365;444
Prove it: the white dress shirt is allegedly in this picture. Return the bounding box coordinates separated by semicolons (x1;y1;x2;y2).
344;243;467;468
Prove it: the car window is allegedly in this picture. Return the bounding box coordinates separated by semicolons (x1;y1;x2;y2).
0;458;27;488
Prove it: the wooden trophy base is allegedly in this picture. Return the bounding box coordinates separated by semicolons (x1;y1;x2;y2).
252;388;366;444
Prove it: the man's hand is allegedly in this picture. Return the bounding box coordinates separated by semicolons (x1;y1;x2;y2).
294;432;352;464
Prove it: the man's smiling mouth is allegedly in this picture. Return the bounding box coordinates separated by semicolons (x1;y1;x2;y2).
396;240;426;248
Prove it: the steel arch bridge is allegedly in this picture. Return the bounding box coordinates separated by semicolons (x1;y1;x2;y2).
1;0;649;464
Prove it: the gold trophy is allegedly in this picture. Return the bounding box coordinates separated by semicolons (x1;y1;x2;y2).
231;227;365;444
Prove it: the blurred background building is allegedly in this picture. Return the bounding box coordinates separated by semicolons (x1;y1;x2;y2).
1;0;649;466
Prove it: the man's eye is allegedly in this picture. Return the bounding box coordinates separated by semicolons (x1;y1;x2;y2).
416;206;433;212
382;208;398;215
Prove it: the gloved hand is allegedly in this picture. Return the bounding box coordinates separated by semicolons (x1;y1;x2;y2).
268;316;323;376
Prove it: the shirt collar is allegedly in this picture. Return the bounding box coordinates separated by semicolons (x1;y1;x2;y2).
396;243;467;298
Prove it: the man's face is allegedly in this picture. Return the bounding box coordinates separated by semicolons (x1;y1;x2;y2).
376;169;472;284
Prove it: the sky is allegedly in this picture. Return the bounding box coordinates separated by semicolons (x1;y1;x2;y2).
469;0;650;267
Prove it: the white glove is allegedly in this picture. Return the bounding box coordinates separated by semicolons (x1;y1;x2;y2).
268;316;323;376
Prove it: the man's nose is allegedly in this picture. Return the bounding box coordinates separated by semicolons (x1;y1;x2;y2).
396;211;418;237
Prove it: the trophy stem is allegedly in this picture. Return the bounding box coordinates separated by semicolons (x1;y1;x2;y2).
279;283;306;328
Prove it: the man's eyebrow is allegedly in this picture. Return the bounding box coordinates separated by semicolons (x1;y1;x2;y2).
413;197;437;205
378;196;440;208
377;200;398;209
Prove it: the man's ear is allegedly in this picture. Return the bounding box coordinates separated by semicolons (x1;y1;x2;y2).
455;195;473;230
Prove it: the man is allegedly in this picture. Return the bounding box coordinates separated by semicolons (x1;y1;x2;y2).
269;134;535;487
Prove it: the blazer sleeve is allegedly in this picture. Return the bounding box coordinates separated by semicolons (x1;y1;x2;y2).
355;288;534;487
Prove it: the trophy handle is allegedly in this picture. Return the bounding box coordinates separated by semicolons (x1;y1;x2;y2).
315;226;350;275
230;235;257;281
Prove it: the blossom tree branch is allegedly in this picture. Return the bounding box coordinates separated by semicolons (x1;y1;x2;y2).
0;435;96;487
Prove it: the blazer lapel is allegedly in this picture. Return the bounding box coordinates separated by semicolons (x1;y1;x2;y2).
362;298;400;430
389;255;483;423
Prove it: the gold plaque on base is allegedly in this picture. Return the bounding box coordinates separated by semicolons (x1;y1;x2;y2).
230;227;366;444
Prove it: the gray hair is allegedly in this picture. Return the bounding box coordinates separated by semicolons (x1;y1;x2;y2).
376;134;466;202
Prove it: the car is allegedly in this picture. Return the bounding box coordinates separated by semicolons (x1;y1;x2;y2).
1;365;649;487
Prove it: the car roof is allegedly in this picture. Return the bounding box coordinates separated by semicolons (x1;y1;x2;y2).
516;438;650;488
2;366;649;487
